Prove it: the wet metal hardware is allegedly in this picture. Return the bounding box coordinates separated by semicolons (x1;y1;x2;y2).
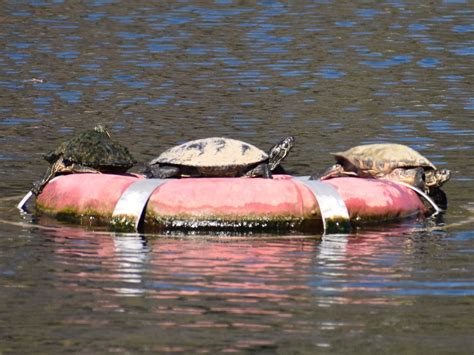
391;180;443;216
18;176;63;212
112;178;168;231
293;176;351;234
17;190;33;212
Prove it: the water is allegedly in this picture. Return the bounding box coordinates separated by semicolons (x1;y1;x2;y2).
1;0;473;353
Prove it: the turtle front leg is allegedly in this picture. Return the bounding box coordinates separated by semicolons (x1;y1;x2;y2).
32;159;66;195
243;163;272;178
32;160;100;195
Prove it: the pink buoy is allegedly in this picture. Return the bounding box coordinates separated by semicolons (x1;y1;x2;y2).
35;174;428;233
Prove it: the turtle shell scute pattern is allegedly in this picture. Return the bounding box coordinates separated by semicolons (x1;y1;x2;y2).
43;129;136;172
153;137;268;170
333;143;436;174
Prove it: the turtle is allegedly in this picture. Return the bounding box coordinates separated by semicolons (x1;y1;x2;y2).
312;143;451;193
143;136;295;179
32;124;136;195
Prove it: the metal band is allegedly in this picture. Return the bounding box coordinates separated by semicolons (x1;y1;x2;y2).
18;176;64;212
17;190;33;212
390;180;443;216
293;176;351;234
112;178;168;231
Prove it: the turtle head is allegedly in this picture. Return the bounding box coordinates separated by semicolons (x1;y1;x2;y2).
94;124;111;138
268;136;295;170
425;169;451;188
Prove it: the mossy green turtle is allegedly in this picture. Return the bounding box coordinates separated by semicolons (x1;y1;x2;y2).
32;124;136;195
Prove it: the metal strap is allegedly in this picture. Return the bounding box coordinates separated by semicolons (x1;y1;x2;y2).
390;180;443;216
112;178;168;231
293;176;351;234
18;190;34;212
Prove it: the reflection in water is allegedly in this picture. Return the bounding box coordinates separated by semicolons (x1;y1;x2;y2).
0;206;472;351
111;236;149;295
31;224;469;352
53;228;150;296
48;224;464;304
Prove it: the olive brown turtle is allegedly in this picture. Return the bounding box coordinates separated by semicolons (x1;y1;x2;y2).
312;143;450;194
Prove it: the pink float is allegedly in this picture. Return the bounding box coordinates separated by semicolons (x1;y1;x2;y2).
33;173;430;234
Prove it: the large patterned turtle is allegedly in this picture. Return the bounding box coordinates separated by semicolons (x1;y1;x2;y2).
312;143;450;193
32;124;136;195
143;136;295;179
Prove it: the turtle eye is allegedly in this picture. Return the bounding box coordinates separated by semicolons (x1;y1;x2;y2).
283;136;295;149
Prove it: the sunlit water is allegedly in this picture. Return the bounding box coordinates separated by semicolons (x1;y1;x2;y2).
1;1;473;353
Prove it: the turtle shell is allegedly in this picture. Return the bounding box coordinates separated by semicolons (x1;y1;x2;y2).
151;137;268;174
333;143;436;177
44;127;136;172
